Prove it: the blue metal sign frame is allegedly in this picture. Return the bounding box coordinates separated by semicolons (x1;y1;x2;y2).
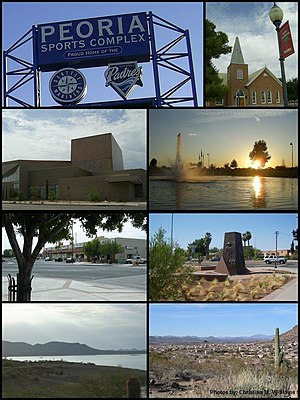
3;12;198;107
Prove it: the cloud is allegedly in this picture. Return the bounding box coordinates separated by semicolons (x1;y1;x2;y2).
207;2;298;80
187;108;296;125
2;304;146;350
2;109;146;169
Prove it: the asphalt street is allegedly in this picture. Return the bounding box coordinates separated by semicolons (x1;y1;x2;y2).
201;260;298;269
2;260;147;301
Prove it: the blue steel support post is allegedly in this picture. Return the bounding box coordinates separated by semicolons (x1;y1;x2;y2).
32;25;41;107
185;29;198;106
148;12;162;107
3;51;8;106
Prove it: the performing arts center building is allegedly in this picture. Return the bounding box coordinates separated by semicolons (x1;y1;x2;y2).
2;133;146;202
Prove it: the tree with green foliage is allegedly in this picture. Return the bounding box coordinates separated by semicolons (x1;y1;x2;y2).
187;238;206;260
100;241;124;263
3;249;13;257
205;19;231;102
242;231;252;249
249;140;271;168
83;238;101;262
149;228;193;301
286;77;298;102
210;246;221;254
203;232;212;260
2;213;146;302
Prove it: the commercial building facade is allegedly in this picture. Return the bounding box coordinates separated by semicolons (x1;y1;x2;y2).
43;237;146;263
2;133;146;202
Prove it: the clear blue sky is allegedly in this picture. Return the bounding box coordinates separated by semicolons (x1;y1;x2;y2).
2;2;203;106
149;213;297;251
149;303;298;337
149;109;298;168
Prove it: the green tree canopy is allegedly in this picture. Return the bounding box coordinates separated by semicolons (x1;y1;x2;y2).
187;238;206;258
249;140;271;168
286;77;298;102
83;238;101;262
242;231;252;247
100;241;124;262
203;232;212;260
3;249;13;257
205;19;231;101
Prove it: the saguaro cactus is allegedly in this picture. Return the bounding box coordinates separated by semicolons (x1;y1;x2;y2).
274;327;284;369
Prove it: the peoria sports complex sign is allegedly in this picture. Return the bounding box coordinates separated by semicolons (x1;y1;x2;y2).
35;12;150;72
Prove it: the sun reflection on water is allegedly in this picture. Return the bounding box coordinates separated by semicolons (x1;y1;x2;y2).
253;175;262;197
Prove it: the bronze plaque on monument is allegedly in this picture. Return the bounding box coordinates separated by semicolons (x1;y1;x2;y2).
215;232;250;275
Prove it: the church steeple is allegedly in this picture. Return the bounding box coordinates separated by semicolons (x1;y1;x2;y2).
230;37;245;64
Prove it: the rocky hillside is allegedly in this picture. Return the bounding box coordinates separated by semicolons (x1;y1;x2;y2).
280;325;298;344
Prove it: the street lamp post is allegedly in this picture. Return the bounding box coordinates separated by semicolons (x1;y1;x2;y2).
290;142;294;168
269;2;288;107
207;153;210;168
274;230;279;269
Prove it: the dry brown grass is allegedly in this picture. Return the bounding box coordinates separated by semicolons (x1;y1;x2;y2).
187;274;294;302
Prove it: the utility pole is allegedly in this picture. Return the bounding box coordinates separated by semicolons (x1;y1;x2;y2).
71;219;74;262
274;231;279;268
170;213;174;253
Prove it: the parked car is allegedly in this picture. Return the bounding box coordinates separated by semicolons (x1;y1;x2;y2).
66;257;75;263
55;257;63;262
126;256;147;265
264;255;287;264
44;257;51;261
210;256;221;261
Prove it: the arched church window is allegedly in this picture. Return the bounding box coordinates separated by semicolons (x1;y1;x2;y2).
236;89;245;97
237;68;243;80
252;91;257;105
261;90;266;104
276;90;280;103
267;90;272;104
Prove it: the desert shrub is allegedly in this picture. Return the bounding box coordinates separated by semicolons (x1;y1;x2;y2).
48;190;57;201
149;228;194;300
89;188;101;202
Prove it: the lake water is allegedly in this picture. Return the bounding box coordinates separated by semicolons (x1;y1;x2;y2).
5;353;146;371
149;176;298;210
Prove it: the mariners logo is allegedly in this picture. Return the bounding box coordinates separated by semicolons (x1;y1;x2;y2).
104;61;143;99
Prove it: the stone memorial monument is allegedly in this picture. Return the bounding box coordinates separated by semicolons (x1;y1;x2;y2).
215;232;250;275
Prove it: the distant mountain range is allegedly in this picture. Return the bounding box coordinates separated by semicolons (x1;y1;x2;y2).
150;334;273;344
2;341;145;357
150;326;298;345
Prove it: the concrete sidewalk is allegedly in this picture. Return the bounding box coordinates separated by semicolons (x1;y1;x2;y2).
2;200;147;210
2;276;146;302
259;277;298;301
